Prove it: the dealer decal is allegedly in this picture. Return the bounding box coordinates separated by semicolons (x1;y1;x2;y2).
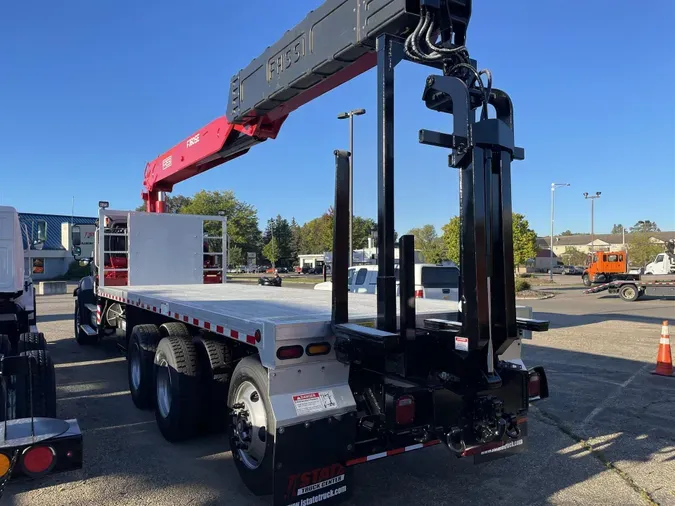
480;439;523;455
286;464;346;500
292;391;337;416
287;485;347;506
297;474;344;496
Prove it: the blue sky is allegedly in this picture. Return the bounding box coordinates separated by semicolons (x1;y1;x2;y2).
2;1;673;236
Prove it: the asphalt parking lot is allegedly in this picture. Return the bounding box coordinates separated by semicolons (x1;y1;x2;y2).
5;280;675;506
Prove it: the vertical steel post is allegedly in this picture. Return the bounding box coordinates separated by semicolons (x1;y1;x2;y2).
349;115;354;268
550;184;554;281
591;198;594;250
332;150;351;326
376;35;403;332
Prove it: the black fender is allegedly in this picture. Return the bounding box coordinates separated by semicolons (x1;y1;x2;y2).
74;276;95;303
74;276;96;326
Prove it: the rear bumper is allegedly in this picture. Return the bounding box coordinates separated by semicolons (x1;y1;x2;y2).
0;418;82;479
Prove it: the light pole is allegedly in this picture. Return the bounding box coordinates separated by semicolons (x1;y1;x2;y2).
583;192;601;252
337;108;366;266
550;183;570;280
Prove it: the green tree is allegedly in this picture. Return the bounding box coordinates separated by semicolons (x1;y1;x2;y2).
228;245;244;267
289;218;301;265
630;220;660;233
627;232;662;267
262;237;280;268
441;216;461;265
512;213;538;268
180;190;261;254
353;217;377;249
561;246;587;266
441;214;536;269
298;209;334;254
297;211;379;255
560;230;574;236
263;215;293;265
407;224;446;264
611;224;624;234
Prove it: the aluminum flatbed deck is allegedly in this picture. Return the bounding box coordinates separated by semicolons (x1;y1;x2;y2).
98;283;459;365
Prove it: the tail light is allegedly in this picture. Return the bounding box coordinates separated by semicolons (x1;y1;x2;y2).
0;453;11;477
21;445;56;477
528;375;540;399
528;366;549;402
414;289;424;298
276;345;303;360
306;342;331;356
395;395;416;425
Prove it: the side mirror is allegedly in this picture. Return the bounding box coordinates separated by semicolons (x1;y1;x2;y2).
72;225;81;246
32;239;44;251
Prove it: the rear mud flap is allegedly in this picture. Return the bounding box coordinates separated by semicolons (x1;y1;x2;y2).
273;412;357;506
472;421;529;464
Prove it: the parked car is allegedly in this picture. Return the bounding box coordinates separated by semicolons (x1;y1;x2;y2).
562;265;582;275
548;265;565;275
277;267;289;274
258;274;282;287
314;263;460;302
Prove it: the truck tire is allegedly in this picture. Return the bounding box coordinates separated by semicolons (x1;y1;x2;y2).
128;325;161;410
228;356;273;496
619;284;639;302
16;350;57;418
74;302;98;345
159;322;191;339
153;336;201;442
582;274;591;287
194;337;231;434
19;332;47;353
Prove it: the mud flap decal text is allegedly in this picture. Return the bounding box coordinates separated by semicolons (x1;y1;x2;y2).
273;414;356;506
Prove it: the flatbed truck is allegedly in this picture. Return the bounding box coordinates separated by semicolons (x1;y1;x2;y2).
584;277;675;302
72;1;551;504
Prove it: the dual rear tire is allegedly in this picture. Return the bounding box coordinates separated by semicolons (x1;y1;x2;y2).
125;322;273;496
126;322;236;442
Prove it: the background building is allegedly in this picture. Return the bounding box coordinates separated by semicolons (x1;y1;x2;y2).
537;232;674;257
19;212;96;280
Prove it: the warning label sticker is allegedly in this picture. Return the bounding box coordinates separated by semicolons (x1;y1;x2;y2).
292;391;338;416
455;336;469;352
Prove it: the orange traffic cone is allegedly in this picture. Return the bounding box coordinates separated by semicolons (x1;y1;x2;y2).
652;320;674;377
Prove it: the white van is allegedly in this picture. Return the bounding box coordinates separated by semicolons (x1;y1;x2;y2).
315;263;460;302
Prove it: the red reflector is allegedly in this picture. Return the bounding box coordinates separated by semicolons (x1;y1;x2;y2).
22;446;55;476
276;345;303;360
528;374;541;398
395;395;416;425
414;289;424;298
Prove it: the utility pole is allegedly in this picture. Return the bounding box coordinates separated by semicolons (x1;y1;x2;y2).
583;192;601;252
550;183;570;280
337;108;366;267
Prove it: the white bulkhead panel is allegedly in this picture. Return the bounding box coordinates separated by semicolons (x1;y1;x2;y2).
128;212;205;286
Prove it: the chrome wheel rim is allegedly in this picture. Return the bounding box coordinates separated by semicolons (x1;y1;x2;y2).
233;381;268;470
156;358;172;418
